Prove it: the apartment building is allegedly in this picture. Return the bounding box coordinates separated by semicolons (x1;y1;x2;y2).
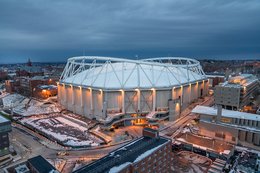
5;76;57;98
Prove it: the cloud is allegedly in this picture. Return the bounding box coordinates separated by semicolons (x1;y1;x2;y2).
0;0;259;63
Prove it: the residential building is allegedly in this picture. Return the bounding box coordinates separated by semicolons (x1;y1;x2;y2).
5;76;57;98
5;80;20;93
73;128;172;173
214;74;259;110
16;59;44;77
243;61;260;78
0;70;8;81
19;76;56;97
16;66;44;77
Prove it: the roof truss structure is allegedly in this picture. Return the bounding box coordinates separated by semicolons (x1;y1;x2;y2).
60;56;207;90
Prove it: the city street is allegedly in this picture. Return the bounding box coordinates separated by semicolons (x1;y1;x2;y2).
7;125;127;172
160;96;214;138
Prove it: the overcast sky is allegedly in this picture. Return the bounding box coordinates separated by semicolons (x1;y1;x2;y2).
0;0;260;63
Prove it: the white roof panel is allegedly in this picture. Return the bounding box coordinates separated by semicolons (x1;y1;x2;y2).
0;115;9;123
192;105;260;121
62;57;206;90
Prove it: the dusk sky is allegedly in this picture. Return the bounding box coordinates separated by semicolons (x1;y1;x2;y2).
0;0;260;63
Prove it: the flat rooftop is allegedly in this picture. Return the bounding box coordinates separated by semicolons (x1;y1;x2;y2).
28;155;57;173
0;115;9;123
192;105;260;121
73;136;170;173
177;133;234;154
222;74;258;88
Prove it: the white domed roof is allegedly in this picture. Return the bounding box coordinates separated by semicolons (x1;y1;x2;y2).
61;56;206;90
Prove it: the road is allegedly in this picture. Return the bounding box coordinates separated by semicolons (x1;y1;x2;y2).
160;96;214;138
160;114;196;136
10;126;125;158
6;125;126;172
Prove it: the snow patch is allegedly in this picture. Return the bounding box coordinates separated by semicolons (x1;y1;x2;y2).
108;162;131;173
134;143;165;163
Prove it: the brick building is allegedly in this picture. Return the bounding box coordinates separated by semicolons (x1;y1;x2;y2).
5;76;57;98
16;59;44;78
0;70;8;81
33;85;58;99
5;80;20;93
243;61;260;78
73;128;172;173
16;66;44;77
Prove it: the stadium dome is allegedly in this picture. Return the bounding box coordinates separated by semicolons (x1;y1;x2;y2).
58;56;208;124
60;56;206;90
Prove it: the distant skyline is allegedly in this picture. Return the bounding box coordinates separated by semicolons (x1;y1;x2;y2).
0;0;260;63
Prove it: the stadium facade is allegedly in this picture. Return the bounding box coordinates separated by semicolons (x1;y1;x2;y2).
58;56;208;126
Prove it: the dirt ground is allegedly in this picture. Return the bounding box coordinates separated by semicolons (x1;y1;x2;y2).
171;151;212;173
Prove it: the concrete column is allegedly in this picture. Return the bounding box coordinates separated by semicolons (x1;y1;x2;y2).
189;83;192;103
206;79;209;95
172;87;175;100
246;132;253;143
64;84;67;105
196;82;199;98
257;121;260;128
202;80;205;96
80;86;84;114
80;87;83;107
249;120;252;127
136;89;141;112
253;133;260;145
121;90;125;113
89;88;93;111
99;89;105;118
239;130;246;141
100;89;103;110
57;82;60;102
217;105;222;122
152;88;156;111
71;85;74;105
181;86;183;106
